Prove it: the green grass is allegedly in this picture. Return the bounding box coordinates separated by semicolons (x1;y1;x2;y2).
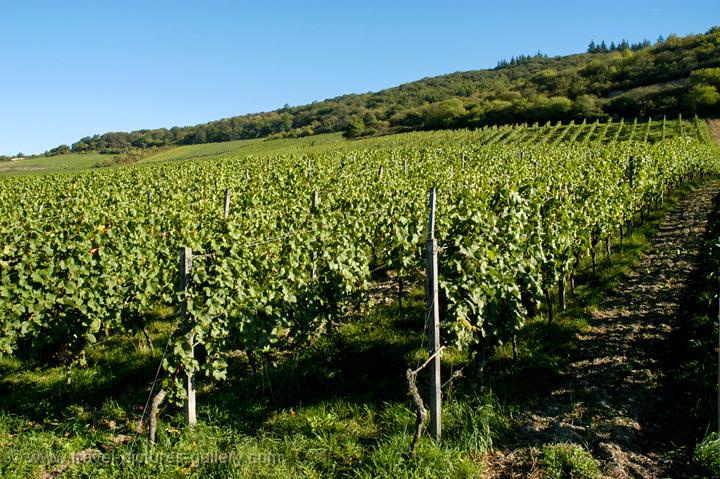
137;133;348;165
694;432;720;477
0;287;500;478
0;134;351;177
539;443;600;479
0;153;108;175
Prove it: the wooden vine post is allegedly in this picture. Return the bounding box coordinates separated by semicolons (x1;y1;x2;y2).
179;247;197;426
627;156;635;235
224;189;231;219
425;188;442;441
311;191;319;279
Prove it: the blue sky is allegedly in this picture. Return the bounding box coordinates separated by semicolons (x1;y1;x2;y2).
0;0;717;155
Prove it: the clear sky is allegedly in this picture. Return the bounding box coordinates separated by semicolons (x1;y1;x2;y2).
0;0;718;155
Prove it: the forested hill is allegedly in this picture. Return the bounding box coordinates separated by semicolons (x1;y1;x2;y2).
48;27;720;156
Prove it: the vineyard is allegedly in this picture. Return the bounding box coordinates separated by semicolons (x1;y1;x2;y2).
0;116;718;477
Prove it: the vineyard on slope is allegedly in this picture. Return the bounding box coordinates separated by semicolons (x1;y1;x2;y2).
1;117;717;411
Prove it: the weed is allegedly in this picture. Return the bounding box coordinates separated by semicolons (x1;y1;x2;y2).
694;432;720;477
540;443;600;479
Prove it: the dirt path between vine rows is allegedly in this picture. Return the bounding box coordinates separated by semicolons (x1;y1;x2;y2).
706;118;720;144
487;179;720;478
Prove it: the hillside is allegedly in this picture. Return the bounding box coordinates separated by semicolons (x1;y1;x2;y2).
0;118;706;176
4;27;718;160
